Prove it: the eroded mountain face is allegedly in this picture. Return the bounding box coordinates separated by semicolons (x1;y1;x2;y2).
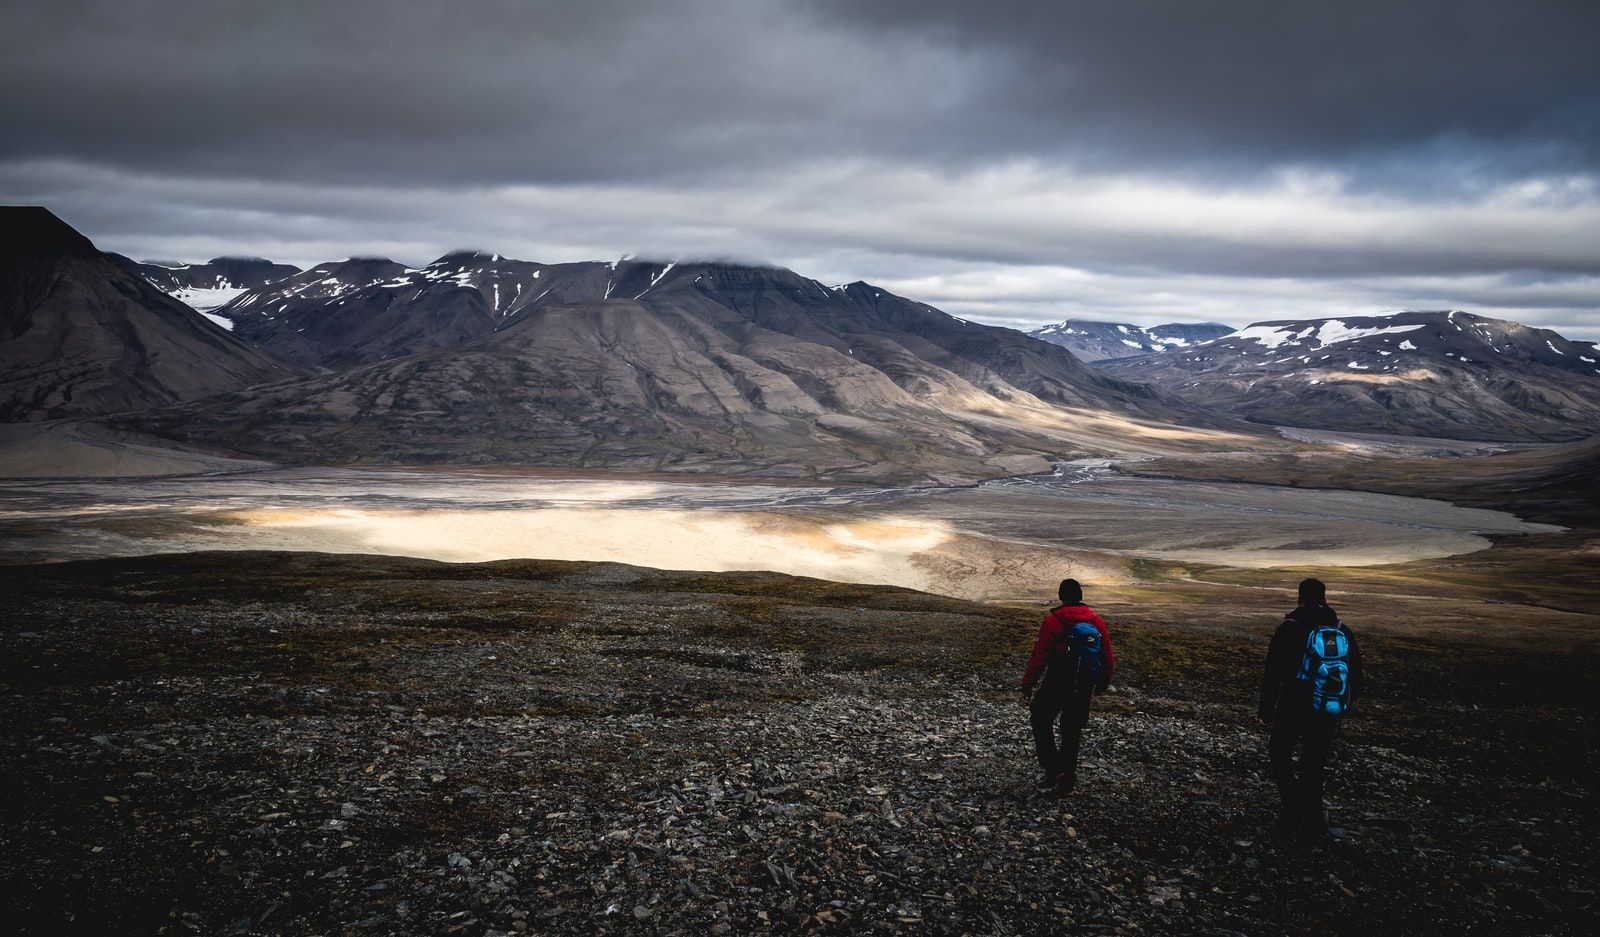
1096;311;1600;442
0;208;299;422
1029;320;1233;362
117;261;1237;483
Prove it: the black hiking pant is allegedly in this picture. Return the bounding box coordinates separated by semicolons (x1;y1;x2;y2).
1268;710;1340;822
1030;674;1093;783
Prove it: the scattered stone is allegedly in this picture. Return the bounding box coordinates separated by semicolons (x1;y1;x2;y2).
2;552;1591;937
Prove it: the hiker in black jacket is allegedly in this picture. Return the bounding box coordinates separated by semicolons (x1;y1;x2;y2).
1259;578;1362;833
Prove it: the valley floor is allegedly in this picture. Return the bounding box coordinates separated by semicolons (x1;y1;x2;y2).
3;551;1595;936
0;459;1557;600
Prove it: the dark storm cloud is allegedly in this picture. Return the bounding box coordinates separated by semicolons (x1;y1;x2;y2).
2;1;1598;337
8;0;1594;187
0;0;986;185
806;0;1600;185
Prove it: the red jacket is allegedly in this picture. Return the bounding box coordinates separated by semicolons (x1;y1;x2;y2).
1021;604;1114;691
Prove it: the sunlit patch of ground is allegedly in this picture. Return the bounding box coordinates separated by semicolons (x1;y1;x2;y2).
223;507;959;595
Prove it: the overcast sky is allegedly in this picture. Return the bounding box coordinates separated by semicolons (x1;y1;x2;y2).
4;0;1599;337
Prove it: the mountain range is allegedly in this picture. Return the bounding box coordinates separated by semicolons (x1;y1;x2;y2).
2;209;1246;483
117;259;1228;481
1028;320;1233;361
1095;311;1600;442
6;207;1596;474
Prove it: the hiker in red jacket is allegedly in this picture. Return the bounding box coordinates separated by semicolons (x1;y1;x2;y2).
1020;578;1115;793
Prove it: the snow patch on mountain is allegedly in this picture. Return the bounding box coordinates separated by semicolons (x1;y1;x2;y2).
1230;325;1311;349
1231;320;1426;350
173;286;251;311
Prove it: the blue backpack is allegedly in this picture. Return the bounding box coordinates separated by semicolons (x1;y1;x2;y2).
1055;620;1108;690
1297;623;1352;716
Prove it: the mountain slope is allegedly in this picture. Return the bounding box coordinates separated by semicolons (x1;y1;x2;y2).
1029;320;1233;361
1096;311;1600;442
0;208;299;422
118;261;1251;482
114;255;299;312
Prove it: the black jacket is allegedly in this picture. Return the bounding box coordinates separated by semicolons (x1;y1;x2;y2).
1259;604;1362;722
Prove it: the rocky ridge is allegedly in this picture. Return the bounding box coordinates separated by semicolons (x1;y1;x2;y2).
1029;320;1233;362
207;254;650;369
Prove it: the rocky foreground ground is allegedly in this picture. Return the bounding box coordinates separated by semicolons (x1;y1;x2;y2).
3;551;1595;936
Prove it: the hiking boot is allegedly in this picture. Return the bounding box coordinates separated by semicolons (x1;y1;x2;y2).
1056;773;1077;795
1036;772;1062;791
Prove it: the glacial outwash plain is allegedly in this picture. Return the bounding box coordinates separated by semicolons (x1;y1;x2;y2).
3;204;1597;936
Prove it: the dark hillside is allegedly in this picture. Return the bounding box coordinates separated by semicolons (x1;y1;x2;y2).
0;208;297;421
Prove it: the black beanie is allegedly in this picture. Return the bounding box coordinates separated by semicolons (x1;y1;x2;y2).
1298;577;1327;606
1058;578;1083;605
